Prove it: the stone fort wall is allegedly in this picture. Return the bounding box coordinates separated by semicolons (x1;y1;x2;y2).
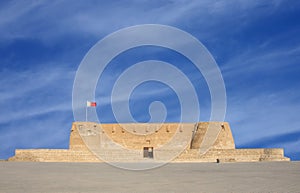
8;122;290;162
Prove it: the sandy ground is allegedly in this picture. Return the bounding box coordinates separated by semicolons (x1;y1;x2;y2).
0;161;299;193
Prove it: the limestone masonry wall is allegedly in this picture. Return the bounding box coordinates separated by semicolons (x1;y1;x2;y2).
8;122;290;162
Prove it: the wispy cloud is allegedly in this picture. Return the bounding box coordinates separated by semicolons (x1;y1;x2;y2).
222;43;300;77
0;66;75;123
0;1;288;42
241;130;300;147
0;1;299;160
227;89;300;138
239;130;300;160
0;64;75;158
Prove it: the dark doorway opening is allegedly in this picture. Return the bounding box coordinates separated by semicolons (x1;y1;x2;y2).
143;147;154;158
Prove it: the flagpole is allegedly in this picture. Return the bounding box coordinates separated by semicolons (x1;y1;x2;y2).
85;101;96;122
86;101;88;122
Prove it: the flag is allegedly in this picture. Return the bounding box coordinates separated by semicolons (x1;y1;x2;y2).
87;101;97;107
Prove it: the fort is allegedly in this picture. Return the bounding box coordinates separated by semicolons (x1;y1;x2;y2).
8;122;289;162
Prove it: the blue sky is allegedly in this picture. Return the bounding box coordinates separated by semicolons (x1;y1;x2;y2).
0;1;299;160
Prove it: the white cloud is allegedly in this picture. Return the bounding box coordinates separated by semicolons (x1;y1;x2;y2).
222;44;300;77
227;88;300;146
0;0;287;43
0;66;75;124
0;0;299;160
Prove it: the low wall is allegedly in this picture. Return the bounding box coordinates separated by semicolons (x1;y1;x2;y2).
9;149;101;162
176;148;290;162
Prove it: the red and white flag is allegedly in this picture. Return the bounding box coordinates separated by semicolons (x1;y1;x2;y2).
87;101;97;107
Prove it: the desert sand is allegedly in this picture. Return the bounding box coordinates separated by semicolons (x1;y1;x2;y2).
0;161;299;193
